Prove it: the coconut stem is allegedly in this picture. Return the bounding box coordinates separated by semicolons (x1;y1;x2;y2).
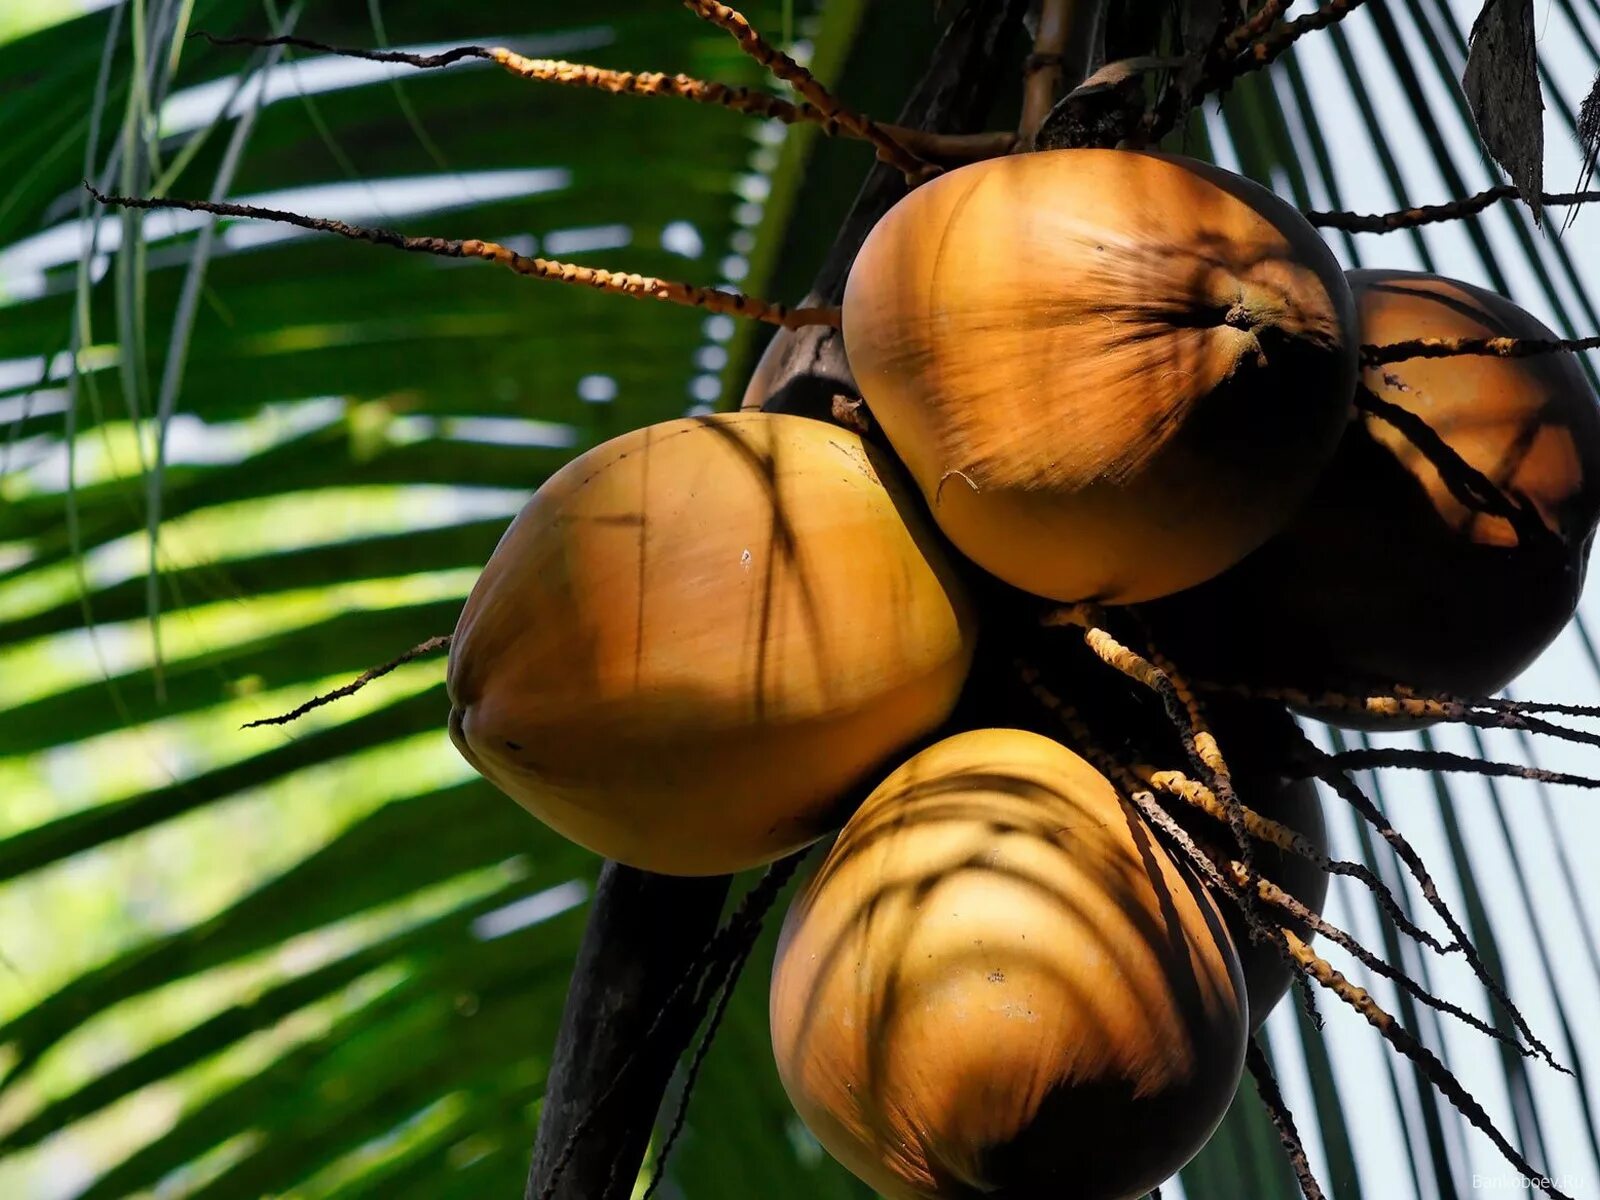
531;854;804;1200
86;187;839;329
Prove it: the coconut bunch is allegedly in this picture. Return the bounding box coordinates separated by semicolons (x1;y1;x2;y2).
445;147;1599;1199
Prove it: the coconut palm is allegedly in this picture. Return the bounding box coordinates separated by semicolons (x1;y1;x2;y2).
1;1;1598;1197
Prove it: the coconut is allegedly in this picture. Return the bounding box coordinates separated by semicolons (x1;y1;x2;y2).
1142;270;1600;719
447;411;977;875
841;148;1357;603
770;728;1246;1200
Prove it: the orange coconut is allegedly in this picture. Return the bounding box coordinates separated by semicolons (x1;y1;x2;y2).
770;729;1246;1200
1143;270;1600;717
446;412;976;875
841;148;1357;603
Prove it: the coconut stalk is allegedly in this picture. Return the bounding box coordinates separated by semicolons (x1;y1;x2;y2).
521;3;1029;1197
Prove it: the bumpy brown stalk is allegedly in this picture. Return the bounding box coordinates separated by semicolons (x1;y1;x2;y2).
1223;859;1539;1056
1021;659;1335;1020
1145;766;1454;956
1143;643;1256;877
1306;186;1600;232
1046;605;1258;912
195;31;1018;165
87;188;840;329
490;47;819;121
1245;1039;1326;1200
1319;747;1600;789
1221;1;1294;59
1117;781;1323;1028
1230;0;1371;73
1298;743;1562;1069
1363;333;1600;366
194;32;821;124
1286;931;1572;1199
242;635;451;728
1210;682;1600;751
680;0;930;178
1016;661;1453;958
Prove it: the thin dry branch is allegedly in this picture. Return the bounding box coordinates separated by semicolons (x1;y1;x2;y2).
1223;859;1540;1058
86;187;839;329
1129;736;1552;1163
194;31;819;122
1144;765;1455;956
1210;681;1600;752
1297;743;1563;1070
242;635;451;728
1245;1039;1326;1200
681;0;930;178
1016;655;1452;956
1229;0;1371;75
1117;779;1326;1030
1319;747;1600;789
1221;1;1294;59
1306;185;1600;232
1143;0;1370;141
1363;332;1600;366
1491;696;1600;718
192;30;1012;166
1286;931;1572;1199
1020;657;1361;1021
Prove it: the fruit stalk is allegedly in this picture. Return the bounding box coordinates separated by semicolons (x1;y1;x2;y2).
524;865;733;1200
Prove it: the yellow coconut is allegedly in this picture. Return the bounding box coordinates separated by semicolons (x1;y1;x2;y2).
447;412;977;875
1143;270;1600;717
842;148;1357;603
770;729;1246;1200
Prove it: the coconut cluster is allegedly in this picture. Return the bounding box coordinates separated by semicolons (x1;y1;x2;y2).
445;148;1599;1198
